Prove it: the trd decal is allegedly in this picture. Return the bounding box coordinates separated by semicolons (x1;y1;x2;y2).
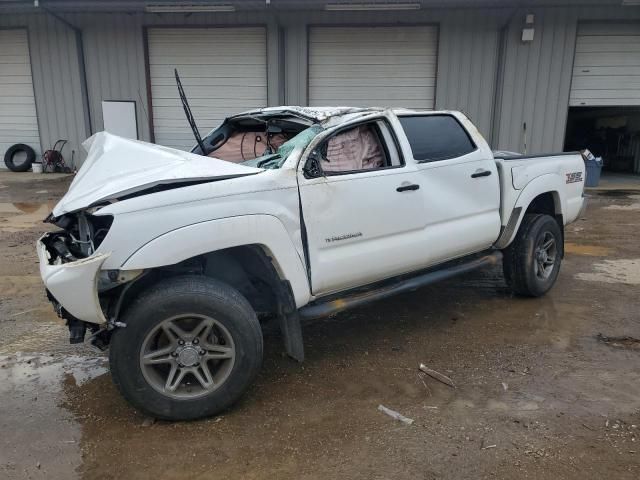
566;172;583;184
325;232;363;243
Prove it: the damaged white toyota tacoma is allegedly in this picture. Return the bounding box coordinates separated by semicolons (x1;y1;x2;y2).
38;106;586;420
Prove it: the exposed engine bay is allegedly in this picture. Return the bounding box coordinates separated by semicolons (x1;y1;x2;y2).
42;211;113;263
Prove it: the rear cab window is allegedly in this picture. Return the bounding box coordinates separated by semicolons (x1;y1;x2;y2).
398;114;476;162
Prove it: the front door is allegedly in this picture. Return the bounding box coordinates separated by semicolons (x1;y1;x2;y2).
298;118;425;296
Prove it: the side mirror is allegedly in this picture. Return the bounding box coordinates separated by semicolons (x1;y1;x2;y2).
303;150;323;178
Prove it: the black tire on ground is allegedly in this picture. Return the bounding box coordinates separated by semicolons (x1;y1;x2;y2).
503;213;563;297
109;275;263;421
4;143;36;172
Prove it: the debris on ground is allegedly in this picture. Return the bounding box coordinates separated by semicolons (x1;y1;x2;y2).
416;372;432;396
418;363;456;388
141;417;156;427
378;405;414;425
596;333;640;350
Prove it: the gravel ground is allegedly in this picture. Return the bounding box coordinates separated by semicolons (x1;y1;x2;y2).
0;170;639;480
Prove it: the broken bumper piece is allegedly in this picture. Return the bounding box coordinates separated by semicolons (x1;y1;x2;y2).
37;235;110;326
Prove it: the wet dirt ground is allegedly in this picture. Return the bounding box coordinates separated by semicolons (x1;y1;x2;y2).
1;170;639;480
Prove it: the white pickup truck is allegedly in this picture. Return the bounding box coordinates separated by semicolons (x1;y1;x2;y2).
37;106;586;420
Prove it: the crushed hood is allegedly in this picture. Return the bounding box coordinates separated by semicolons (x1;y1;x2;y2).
52;132;263;217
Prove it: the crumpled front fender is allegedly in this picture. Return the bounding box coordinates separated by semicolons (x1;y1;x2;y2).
37;235;110;324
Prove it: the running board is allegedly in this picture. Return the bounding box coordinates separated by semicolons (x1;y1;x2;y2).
299;251;503;321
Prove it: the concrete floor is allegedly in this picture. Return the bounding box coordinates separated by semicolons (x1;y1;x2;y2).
0;170;639;480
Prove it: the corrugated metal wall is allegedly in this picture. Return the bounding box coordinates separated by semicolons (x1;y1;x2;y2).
2;5;640;166
0;13;88;168
495;7;578;154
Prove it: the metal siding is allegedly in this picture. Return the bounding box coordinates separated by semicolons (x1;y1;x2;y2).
435;11;501;139
0;29;41;159
283;23;307;105
571;22;640;106
78;14;151;141
495;8;578;153
308;26;438;108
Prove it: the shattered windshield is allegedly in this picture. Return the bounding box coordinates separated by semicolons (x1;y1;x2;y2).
240;124;323;169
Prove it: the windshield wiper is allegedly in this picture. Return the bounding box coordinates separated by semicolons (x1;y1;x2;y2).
174;68;207;155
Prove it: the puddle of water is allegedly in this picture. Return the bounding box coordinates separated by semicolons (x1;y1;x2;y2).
595;190;638;197
0;202;54;233
565;242;612;256
602;194;640;211
575;259;640;285
0;353;107;479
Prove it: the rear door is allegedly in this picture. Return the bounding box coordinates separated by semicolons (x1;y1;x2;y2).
397;114;501;263
298;117;426;295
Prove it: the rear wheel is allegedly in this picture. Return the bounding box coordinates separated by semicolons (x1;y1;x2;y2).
109;275;263;420
503;214;563;297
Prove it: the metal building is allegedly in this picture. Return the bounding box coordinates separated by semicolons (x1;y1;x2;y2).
1;0;640;173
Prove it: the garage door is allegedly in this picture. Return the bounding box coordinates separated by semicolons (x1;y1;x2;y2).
308;26;438;109
0;29;40;160
571;23;640;106
147;27;267;151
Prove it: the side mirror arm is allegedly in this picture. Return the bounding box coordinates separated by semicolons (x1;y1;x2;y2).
303;152;323;179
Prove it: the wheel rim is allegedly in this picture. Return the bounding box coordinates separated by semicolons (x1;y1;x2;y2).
534;231;557;280
139;314;236;399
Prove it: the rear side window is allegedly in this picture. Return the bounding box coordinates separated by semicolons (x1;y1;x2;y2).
399;115;476;162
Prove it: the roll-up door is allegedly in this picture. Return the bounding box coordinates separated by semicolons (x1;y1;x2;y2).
571;23;640;106
0;29;40;160
147;27;267;150
308;26;438;109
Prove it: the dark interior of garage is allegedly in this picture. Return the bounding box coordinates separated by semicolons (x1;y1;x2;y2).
564;107;640;174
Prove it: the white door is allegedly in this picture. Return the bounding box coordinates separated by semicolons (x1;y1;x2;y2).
308;26;437;108
397;114;501;263
298;118;426;295
147;27;267;150
571;23;640;106
0;29;40;160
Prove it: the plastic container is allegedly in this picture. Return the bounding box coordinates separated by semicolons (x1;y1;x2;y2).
584;157;603;187
31;162;43;174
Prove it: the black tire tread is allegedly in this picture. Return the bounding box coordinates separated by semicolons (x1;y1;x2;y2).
4;143;36;172
503;214;562;297
109;275;263;421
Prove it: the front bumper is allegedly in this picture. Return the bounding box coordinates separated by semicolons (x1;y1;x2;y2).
37;235;110;324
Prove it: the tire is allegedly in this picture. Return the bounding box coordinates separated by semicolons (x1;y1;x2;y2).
109;275;263;421
503;214;563;297
4;144;36;172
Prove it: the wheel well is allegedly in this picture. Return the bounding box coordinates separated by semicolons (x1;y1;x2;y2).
526;191;563;226
105;245;295;328
524;191;564;253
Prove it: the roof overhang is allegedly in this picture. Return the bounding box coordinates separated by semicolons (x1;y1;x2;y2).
0;0;629;14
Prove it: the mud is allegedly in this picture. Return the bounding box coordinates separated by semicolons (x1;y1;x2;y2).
1;170;640;479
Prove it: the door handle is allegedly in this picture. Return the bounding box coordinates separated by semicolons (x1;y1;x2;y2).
471;169;492;178
396;183;420;192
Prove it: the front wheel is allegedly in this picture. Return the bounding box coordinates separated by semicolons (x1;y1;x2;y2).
109;275;263;421
503;214;563;297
